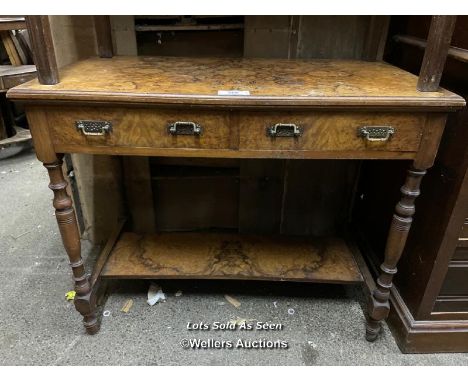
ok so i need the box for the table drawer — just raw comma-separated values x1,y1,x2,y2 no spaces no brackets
45,107,233,150
238,111,425,153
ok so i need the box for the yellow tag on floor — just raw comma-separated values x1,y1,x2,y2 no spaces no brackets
65,291,76,301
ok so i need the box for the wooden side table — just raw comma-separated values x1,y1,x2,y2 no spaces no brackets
7,15,465,341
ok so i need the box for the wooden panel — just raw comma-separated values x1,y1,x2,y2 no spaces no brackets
45,106,233,150
152,173,239,232
239,111,425,153
110,16,137,56
101,232,363,283
281,160,358,236
362,16,391,61
244,16,292,58
453,247,468,261
48,16,97,69
387,286,468,353
458,219,468,240
123,157,156,233
70,153,125,244
297,16,369,59
149,157,239,232
245,16,386,61
238,159,285,234
8,57,464,109
135,15,243,58
139,30,243,58
440,263,468,296
93,16,113,58
433,296,468,313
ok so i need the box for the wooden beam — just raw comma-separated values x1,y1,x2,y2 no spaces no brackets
394,34,468,64
93,16,113,58
0,31,22,65
25,16,59,85
135,23,243,32
417,16,457,92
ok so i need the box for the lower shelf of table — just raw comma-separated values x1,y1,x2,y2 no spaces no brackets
100,231,363,283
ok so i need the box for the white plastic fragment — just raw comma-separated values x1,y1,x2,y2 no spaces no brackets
308,341,317,348
147,283,166,306
103,310,111,317
288,308,295,315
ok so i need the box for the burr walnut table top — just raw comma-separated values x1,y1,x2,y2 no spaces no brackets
7,56,465,109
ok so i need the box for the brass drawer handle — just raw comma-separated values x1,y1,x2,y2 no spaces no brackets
266,123,302,138
76,120,112,136
168,121,203,136
357,126,395,142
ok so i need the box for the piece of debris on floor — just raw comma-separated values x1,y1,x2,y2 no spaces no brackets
103,310,111,317
224,294,241,308
229,317,255,326
121,299,133,313
175,290,183,297
65,290,76,301
288,308,295,315
9,230,31,240
307,341,317,348
147,283,166,306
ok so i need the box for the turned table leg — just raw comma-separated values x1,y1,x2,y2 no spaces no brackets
366,165,427,341
44,154,99,334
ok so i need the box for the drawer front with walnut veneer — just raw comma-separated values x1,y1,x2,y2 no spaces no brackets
238,111,425,154
45,106,234,152
43,106,426,159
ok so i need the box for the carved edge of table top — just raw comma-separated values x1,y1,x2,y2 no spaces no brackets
6,91,467,110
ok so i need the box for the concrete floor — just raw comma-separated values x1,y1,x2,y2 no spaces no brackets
1,149,468,365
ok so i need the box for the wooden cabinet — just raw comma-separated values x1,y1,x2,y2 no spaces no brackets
354,15,468,353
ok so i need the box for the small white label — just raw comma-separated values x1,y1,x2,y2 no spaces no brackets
217,90,250,96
